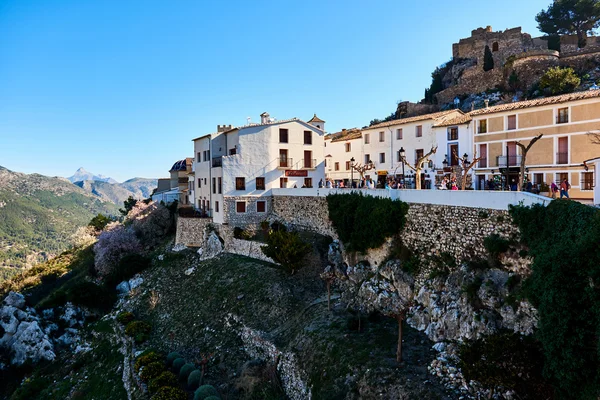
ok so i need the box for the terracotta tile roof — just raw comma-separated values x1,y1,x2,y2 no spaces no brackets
325,128,362,142
468,90,600,116
308,113,325,123
433,113,472,127
366,110,459,130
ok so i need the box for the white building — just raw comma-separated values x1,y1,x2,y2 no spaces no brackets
324,128,363,186
192,113,326,224
361,110,473,188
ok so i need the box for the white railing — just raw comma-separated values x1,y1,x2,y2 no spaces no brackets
270,188,552,210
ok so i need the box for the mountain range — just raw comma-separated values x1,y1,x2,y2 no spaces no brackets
67,167,118,184
0,166,120,277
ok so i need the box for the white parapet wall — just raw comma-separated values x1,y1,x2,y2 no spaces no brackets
271,188,552,210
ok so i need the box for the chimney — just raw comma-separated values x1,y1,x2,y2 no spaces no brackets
260,112,270,124
217,124,233,133
484,99,489,108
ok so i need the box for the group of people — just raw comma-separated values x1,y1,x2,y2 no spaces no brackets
318,178,379,189
439,176,459,190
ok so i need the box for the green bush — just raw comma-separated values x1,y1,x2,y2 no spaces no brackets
539,66,580,95
88,213,113,231
166,352,182,367
327,193,408,253
116,311,135,325
483,233,510,258
233,227,252,240
171,357,186,374
459,331,552,399
151,386,187,400
105,253,151,287
260,230,311,274
187,369,202,390
509,200,600,397
148,371,178,394
194,384,219,400
124,320,151,343
179,362,195,381
135,351,162,373
140,361,165,382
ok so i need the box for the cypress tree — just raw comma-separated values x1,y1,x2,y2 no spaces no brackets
483,45,494,72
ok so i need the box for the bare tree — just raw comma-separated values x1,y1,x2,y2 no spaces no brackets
516,134,543,191
350,161,376,181
452,149,484,190
587,130,600,145
400,146,438,190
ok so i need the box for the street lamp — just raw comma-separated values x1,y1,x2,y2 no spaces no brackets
350,157,355,188
442,158,448,169
399,147,406,188
462,153,470,167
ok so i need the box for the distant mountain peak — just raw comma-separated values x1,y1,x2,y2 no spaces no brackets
67,168,118,184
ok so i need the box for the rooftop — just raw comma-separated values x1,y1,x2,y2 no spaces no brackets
308,113,325,123
170,158,193,172
325,128,362,142
468,90,600,116
366,110,460,130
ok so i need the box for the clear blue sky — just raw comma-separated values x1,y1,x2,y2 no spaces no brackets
0,0,550,182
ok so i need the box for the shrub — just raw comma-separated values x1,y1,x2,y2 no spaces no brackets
260,230,311,274
135,351,162,373
88,213,113,231
116,311,135,325
128,201,174,247
94,223,142,277
327,193,409,253
179,362,195,382
462,277,483,307
140,361,165,382
233,227,252,240
194,385,219,400
166,352,182,367
459,331,552,399
172,357,186,374
483,233,510,258
125,320,151,343
105,253,151,287
148,371,178,394
187,369,202,390
539,66,580,95
151,386,187,400
66,281,116,310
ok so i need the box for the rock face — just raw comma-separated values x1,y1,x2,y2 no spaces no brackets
0,292,56,366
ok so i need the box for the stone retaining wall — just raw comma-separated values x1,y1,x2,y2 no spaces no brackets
175,217,211,246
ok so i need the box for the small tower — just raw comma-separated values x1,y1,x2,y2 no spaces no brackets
308,114,326,131
260,112,270,124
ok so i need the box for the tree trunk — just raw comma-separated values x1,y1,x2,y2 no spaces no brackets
415,168,421,190
518,155,526,191
577,29,587,48
397,315,403,363
327,281,331,311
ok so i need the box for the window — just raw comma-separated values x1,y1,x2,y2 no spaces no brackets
582,172,594,190
492,42,499,52
229,148,236,155
279,149,289,168
280,177,288,188
304,178,312,188
212,177,216,194
345,143,351,152
345,161,350,170
203,150,210,162
557,107,569,124
364,133,370,144
256,177,265,190
556,172,568,186
415,149,424,163
364,154,371,164
534,173,543,188
303,150,313,168
379,153,385,163
304,130,312,145
257,201,266,213
279,128,289,143
215,201,219,213
507,115,516,130
236,201,246,213
416,125,422,137
334,162,340,171
218,177,222,194
447,127,458,141
197,152,201,162
198,178,201,188
379,131,385,142
557,137,568,164
235,177,245,190
477,119,487,134
479,144,487,168
204,178,207,185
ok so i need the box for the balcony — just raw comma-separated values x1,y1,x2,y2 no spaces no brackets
496,155,523,167
278,158,293,168
556,152,568,164
302,159,317,169
212,157,222,168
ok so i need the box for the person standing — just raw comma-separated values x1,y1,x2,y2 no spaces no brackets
318,178,324,188
550,181,558,199
560,178,570,199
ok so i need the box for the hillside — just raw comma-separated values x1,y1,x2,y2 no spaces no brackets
0,166,119,277
73,178,158,205
67,167,118,184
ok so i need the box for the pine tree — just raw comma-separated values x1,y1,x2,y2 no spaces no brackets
483,45,494,72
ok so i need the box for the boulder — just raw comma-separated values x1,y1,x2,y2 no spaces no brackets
3,292,25,310
116,281,131,296
128,275,143,290
9,321,55,365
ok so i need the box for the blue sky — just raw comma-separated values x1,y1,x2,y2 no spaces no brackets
0,0,550,182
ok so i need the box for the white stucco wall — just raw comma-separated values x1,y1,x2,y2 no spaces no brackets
324,136,363,183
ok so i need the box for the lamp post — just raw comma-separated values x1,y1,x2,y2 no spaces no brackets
399,147,406,188
350,157,355,188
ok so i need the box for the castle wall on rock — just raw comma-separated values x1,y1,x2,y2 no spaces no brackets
453,26,535,65
435,68,504,105
270,196,337,239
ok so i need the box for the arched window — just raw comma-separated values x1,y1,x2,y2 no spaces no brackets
492,42,499,52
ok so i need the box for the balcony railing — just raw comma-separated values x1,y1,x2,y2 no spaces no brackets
496,155,522,167
581,179,594,190
556,152,568,164
212,157,222,168
556,115,569,124
302,159,317,169
279,158,293,168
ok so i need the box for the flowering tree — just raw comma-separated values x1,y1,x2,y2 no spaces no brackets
128,201,173,248
94,222,142,277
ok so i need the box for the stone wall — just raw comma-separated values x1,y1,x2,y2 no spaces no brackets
175,217,211,246
270,196,337,239
435,68,504,105
452,26,536,65
224,196,273,228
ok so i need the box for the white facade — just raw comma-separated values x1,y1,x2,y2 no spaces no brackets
193,116,326,224
324,129,363,185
